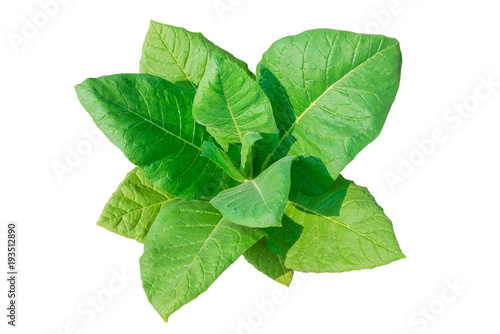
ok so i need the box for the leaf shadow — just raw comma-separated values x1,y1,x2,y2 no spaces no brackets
265,215,303,257
266,177,351,258
291,176,351,217
258,65,334,195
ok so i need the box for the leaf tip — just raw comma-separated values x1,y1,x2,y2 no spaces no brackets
74,78,95,95
149,19,161,28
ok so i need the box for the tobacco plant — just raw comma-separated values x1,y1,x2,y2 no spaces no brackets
75,20,405,322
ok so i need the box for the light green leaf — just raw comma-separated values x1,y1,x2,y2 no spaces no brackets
258,29,402,194
283,176,405,272
211,156,296,228
240,132,262,178
140,21,254,93
244,238,293,287
140,200,264,322
192,55,278,145
75,73,234,200
201,142,246,182
97,168,177,243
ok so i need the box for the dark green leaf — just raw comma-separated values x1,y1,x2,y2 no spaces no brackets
201,142,246,182
75,74,234,200
240,132,262,178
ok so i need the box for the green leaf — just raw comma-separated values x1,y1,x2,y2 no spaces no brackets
140,200,264,322
192,55,278,145
244,237,293,287
97,168,177,243
258,29,402,194
75,73,234,200
201,142,246,182
210,156,296,228
140,21,254,93
240,132,262,178
283,176,405,272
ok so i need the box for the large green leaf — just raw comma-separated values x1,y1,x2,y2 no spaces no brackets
258,29,402,194
75,73,234,200
244,238,293,287
210,156,296,228
283,176,405,272
97,168,177,243
192,55,278,146
140,200,264,322
140,21,254,93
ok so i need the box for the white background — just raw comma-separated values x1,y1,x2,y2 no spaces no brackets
1,0,499,333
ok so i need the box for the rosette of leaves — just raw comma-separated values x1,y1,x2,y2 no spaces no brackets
75,20,405,322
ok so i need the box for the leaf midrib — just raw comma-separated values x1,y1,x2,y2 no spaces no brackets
99,198,178,225
218,66,244,142
151,23,197,92
250,180,273,217
156,216,225,304
83,86,202,151
261,42,399,169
